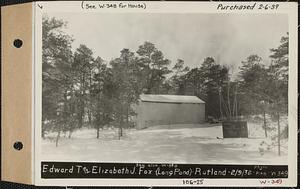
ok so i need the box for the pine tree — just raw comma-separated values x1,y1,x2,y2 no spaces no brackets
136,42,171,94
110,49,140,139
72,44,94,128
185,57,228,119
238,55,270,136
42,16,74,145
267,34,289,156
171,59,189,94
91,57,114,138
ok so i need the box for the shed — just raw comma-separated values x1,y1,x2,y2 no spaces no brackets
134,94,205,129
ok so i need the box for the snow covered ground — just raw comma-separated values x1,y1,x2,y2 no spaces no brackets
41,122,288,164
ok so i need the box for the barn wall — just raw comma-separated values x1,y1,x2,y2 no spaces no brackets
136,102,205,129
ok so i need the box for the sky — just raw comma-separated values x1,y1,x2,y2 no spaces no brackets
45,12,288,75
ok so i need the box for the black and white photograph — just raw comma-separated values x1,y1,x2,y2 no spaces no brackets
40,8,291,166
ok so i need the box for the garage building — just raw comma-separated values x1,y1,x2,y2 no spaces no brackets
134,94,205,129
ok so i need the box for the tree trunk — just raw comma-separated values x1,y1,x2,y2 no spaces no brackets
79,74,85,128
126,103,129,128
96,126,100,139
78,110,83,128
55,130,61,147
277,112,281,156
219,89,223,119
118,126,121,140
42,129,45,139
235,100,238,118
119,113,123,139
88,110,92,125
118,112,123,140
193,78,197,96
263,109,267,138
233,86,238,118
89,70,92,125
227,81,231,120
68,130,73,139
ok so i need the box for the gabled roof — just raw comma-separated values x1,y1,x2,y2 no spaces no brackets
140,94,205,104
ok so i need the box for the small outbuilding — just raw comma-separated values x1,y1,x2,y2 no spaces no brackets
134,94,205,129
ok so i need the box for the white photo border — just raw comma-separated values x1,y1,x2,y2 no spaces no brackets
33,1,298,186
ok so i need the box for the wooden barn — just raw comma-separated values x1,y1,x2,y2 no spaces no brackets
134,94,205,129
